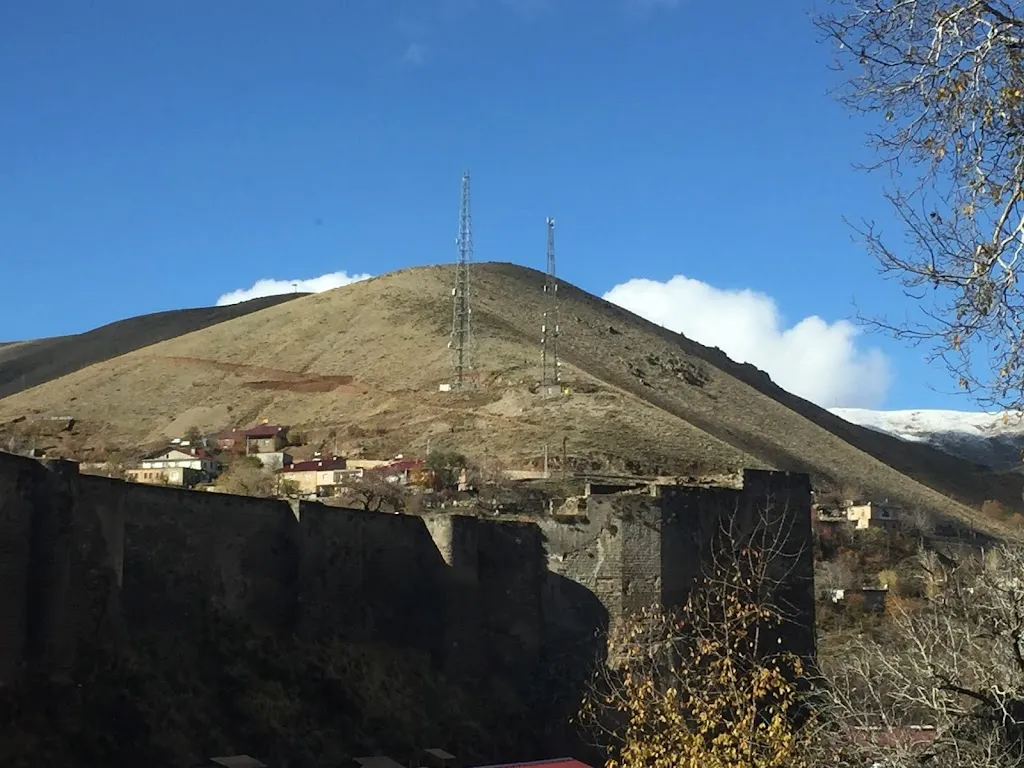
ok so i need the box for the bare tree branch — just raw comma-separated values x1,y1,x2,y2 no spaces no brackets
822,545,1024,766
816,0,1024,410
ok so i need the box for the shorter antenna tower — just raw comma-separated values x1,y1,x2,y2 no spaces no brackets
540,217,560,392
448,171,474,389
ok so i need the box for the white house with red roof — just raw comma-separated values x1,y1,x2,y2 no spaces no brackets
138,446,220,477
126,445,221,488
365,458,427,486
277,455,358,497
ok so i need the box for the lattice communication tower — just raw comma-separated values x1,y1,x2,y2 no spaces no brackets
540,217,560,390
449,171,474,389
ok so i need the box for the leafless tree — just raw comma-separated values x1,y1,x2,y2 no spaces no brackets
822,545,1024,766
816,558,858,597
337,474,406,513
214,457,276,498
816,1,1024,410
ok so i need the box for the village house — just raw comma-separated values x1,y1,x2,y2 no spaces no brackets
125,446,219,489
244,423,290,454
251,450,292,471
135,444,219,481
126,465,204,488
367,458,428,486
829,585,890,613
215,422,290,454
345,458,392,470
846,501,901,531
277,456,360,498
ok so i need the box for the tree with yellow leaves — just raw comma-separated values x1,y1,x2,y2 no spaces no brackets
577,525,828,768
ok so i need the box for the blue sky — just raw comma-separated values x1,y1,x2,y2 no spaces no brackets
0,0,965,410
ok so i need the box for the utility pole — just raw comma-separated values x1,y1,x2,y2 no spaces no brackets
448,171,474,390
543,443,549,479
540,217,560,393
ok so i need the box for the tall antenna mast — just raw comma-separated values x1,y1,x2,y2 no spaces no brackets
449,171,474,390
541,217,560,392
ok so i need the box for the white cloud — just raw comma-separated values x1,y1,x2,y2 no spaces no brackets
216,271,372,306
603,275,891,408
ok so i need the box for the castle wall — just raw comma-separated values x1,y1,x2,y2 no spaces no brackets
0,452,36,683
539,494,664,631
539,469,815,658
0,451,814,694
475,520,546,674
0,452,124,685
79,476,300,635
425,514,483,674
294,501,447,663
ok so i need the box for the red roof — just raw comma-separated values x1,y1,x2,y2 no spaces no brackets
470,760,592,768
279,457,348,473
144,446,215,461
368,459,425,474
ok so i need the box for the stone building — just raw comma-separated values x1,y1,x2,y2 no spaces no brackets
125,465,204,488
846,501,901,531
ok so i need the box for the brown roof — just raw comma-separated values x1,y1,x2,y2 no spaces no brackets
279,457,348,473
367,458,425,474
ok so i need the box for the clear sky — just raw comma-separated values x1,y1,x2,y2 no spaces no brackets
0,0,967,411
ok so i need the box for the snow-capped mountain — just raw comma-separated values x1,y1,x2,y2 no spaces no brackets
829,408,1024,470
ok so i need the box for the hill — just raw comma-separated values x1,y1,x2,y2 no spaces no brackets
0,262,1020,536
0,293,304,399
831,407,1024,471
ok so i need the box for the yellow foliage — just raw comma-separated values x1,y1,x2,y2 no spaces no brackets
580,590,822,768
877,568,899,593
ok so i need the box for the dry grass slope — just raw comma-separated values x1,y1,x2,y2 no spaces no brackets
0,293,304,398
0,262,1019,536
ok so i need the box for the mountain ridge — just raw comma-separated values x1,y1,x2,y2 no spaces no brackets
831,407,1024,472
0,262,1019,537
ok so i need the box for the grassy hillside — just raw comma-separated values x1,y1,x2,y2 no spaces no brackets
0,262,1019,535
0,293,304,399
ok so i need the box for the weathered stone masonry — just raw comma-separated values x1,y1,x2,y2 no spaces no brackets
540,469,816,659
0,450,814,687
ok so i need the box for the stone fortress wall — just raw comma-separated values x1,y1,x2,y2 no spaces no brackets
0,449,814,688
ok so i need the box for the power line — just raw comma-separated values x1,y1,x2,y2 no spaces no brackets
448,171,474,390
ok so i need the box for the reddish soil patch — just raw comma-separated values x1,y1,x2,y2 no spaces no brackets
244,376,364,394
161,356,365,394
